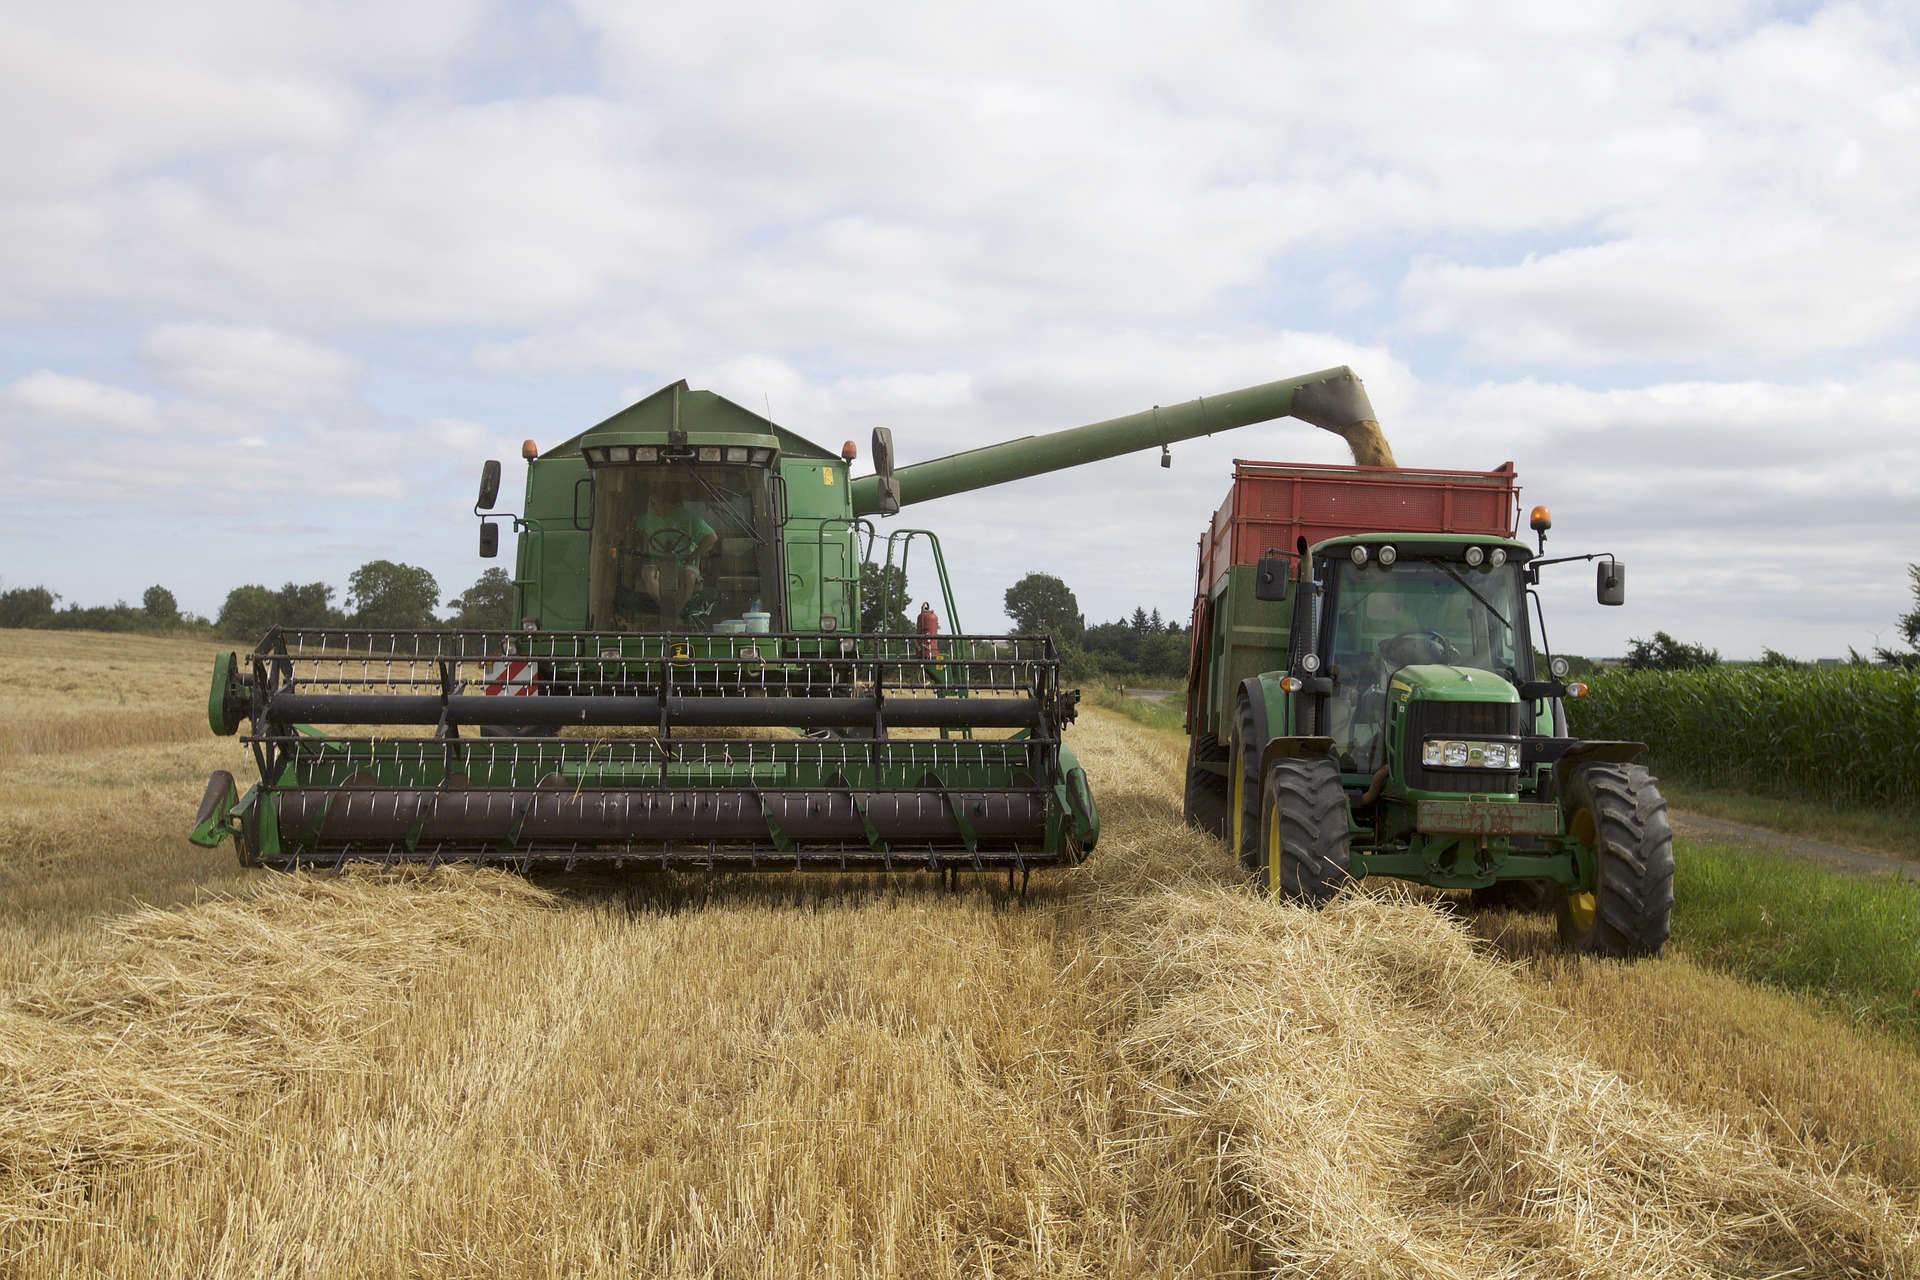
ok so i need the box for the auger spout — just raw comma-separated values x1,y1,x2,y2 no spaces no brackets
851,365,1390,515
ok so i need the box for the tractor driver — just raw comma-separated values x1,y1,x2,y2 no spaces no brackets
633,479,718,622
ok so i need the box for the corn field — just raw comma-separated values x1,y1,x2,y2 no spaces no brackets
1572,665,1920,809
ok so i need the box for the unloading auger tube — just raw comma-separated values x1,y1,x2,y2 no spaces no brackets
852,365,1387,514
192,628,1099,872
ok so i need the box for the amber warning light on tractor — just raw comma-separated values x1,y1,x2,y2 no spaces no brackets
521,439,538,460
1529,504,1552,532
841,440,858,462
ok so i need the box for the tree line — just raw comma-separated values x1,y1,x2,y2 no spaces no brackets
1624,564,1918,671
0,564,515,638
1001,571,1189,681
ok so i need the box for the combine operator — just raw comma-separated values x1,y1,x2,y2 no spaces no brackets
632,480,718,623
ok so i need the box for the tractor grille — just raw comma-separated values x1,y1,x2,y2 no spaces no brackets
1405,699,1524,795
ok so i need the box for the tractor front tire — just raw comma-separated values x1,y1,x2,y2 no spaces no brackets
1183,733,1230,839
1230,700,1263,873
1259,756,1352,904
1556,763,1674,958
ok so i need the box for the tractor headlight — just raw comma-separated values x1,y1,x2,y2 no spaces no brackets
1489,548,1507,567
1422,738,1519,769
1465,546,1485,567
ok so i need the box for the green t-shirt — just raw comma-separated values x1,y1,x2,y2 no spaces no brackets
633,504,715,563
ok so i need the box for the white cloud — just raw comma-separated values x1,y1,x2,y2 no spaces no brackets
0,1,1914,655
3,371,160,433
140,324,357,408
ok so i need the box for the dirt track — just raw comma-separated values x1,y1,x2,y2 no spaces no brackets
1668,809,1918,878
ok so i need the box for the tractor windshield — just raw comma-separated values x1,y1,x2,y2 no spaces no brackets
588,463,782,632
1321,556,1526,771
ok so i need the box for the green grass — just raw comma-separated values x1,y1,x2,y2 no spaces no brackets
1660,780,1920,861
1675,839,1920,1044
1084,681,1186,735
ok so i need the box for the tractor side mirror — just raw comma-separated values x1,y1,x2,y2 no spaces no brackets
1254,554,1292,601
477,459,501,510
871,427,901,515
479,522,499,558
1597,560,1626,606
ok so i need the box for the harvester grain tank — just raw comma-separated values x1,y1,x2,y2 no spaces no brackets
190,367,1385,874
1183,460,1672,956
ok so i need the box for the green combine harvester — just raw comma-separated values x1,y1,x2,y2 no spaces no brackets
191,367,1385,874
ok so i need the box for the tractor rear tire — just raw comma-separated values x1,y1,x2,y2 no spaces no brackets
1230,700,1264,873
1556,763,1674,958
1183,733,1230,839
1259,756,1352,904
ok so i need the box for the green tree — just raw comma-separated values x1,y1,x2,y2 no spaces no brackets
347,561,441,629
276,581,342,628
447,568,516,630
859,559,911,633
1872,563,1920,668
142,585,179,624
1139,628,1191,678
1003,572,1081,641
1760,647,1804,668
1623,630,1720,672
0,585,57,628
217,584,279,639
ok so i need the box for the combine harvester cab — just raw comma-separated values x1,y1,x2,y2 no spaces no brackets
192,368,1388,877
1184,460,1673,956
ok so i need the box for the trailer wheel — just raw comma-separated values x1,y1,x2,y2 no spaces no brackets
1230,700,1263,872
1259,756,1351,904
1556,763,1673,958
1183,733,1230,838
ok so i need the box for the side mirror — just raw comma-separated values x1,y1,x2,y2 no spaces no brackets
477,460,501,510
479,522,499,558
1597,560,1626,606
871,427,901,515
1254,553,1292,601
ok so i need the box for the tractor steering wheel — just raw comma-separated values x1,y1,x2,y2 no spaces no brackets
644,526,698,559
1380,629,1458,667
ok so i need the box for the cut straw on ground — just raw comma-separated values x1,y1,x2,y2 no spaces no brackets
3,641,1917,1277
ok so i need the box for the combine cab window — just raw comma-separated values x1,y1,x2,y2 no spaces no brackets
587,464,782,632
1322,558,1524,771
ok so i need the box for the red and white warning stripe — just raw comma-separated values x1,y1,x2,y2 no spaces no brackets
482,659,538,697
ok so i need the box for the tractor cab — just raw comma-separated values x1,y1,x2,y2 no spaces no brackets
1309,535,1532,775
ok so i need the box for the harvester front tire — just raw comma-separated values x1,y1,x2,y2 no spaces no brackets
1183,733,1230,839
1259,756,1351,904
1556,764,1674,958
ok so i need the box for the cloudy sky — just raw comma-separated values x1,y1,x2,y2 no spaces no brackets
2,1,1915,658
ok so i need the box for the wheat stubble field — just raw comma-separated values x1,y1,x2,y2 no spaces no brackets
3,630,1918,1277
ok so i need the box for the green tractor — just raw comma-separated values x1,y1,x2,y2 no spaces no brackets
192,367,1387,876
1184,462,1672,956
